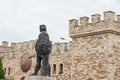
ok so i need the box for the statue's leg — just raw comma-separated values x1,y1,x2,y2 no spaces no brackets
41,54,50,76
48,63,51,76
32,54,42,75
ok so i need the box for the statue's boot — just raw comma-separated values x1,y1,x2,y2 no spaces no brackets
30,66,40,76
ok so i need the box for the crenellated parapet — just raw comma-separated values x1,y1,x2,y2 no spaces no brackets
0,40,36,50
0,40,37,59
69,11,120,38
2,41,8,48
0,41,17,49
0,40,69,54
52,42,69,53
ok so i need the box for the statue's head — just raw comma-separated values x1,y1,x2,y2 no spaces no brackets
39,24,47,32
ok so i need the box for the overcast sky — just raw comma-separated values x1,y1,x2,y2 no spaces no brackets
0,0,120,45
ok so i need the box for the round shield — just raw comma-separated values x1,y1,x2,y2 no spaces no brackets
20,53,32,73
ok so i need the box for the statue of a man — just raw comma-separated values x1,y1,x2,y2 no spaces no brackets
31,25,52,76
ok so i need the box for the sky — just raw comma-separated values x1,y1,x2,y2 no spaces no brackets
0,0,120,45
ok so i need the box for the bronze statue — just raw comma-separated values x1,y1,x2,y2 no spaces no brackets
31,25,52,76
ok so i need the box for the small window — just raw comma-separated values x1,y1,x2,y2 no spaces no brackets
8,67,10,75
52,64,56,74
59,63,63,74
4,68,6,74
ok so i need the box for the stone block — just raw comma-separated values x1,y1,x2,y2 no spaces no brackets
25,76,56,80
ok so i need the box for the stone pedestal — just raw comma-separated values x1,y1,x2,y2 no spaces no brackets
25,76,56,80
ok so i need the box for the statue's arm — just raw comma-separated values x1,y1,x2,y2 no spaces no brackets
48,41,52,54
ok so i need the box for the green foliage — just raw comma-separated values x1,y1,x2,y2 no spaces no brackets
0,57,5,79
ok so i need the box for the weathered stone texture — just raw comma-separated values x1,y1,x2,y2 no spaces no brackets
71,34,111,80
69,11,120,80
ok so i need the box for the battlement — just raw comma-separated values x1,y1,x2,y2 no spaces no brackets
0,40,69,54
69,11,120,38
52,42,69,53
0,41,17,48
0,40,36,49
2,41,8,48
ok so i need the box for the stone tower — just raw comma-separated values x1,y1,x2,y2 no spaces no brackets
69,11,120,80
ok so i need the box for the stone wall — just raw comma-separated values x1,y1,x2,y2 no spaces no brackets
0,40,70,80
70,33,112,79
69,11,120,80
0,40,36,80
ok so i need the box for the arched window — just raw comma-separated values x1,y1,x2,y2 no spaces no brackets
8,67,10,75
52,64,56,74
4,68,6,74
59,63,63,74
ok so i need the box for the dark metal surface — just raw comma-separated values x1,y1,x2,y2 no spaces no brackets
31,25,52,76
20,53,32,73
